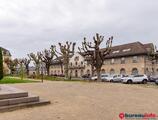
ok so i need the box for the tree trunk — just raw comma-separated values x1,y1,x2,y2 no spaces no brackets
60,63,63,75
46,64,50,76
26,65,29,76
96,68,101,82
63,56,69,79
36,64,40,77
91,65,94,76
64,63,69,79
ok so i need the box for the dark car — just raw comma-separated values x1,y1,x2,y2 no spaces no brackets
148,75,158,82
82,74,90,79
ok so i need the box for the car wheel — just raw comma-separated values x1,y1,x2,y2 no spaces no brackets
110,79,113,82
127,80,132,84
142,79,147,84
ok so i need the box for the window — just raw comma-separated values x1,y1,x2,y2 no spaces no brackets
132,68,139,75
58,70,60,75
110,69,115,75
70,62,72,66
74,56,79,61
103,60,106,65
145,68,149,75
121,57,125,64
101,69,105,74
112,50,119,54
133,56,138,63
123,48,131,52
111,59,115,64
120,68,126,75
75,62,78,66
81,61,83,65
87,69,90,75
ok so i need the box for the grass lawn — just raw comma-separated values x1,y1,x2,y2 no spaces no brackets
42,76,86,82
0,77,38,84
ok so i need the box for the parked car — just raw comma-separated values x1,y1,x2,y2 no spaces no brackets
91,76,97,81
102,75,114,82
109,74,123,82
91,74,109,81
155,80,158,85
148,75,158,82
82,74,91,79
122,74,148,84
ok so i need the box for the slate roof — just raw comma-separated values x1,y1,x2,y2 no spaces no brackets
103,42,154,59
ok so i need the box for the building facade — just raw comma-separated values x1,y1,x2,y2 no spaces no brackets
50,42,158,78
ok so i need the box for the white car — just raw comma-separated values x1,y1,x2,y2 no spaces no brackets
122,75,148,84
91,76,97,80
91,74,109,81
102,75,114,82
109,74,124,82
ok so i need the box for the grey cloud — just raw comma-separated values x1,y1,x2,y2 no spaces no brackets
0,0,158,58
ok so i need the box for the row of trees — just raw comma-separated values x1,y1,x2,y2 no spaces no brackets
5,33,113,81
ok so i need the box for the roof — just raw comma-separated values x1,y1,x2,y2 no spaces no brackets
103,42,154,59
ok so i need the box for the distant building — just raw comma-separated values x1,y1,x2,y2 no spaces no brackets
50,42,158,78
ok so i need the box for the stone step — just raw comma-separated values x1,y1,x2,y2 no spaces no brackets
0,99,51,112
0,95,39,106
0,92,28,100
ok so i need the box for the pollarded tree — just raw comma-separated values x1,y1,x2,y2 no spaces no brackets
51,45,64,75
79,33,113,81
28,52,41,77
39,48,55,76
0,48,3,80
52,42,76,79
4,58,18,75
23,57,31,76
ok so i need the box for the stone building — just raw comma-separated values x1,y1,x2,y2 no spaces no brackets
50,42,158,78
100,42,156,76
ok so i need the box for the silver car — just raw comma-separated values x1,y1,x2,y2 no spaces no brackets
122,74,148,84
109,74,123,82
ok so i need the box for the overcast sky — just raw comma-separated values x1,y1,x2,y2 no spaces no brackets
0,0,158,58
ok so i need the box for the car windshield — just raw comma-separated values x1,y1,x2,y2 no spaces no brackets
134,75,144,77
122,75,129,77
101,74,108,77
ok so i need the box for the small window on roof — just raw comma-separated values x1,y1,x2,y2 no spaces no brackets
112,50,119,54
123,48,131,52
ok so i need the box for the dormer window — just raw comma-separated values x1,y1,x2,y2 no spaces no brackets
112,50,119,54
74,56,79,61
121,57,125,64
123,48,131,52
111,59,115,64
133,56,138,63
